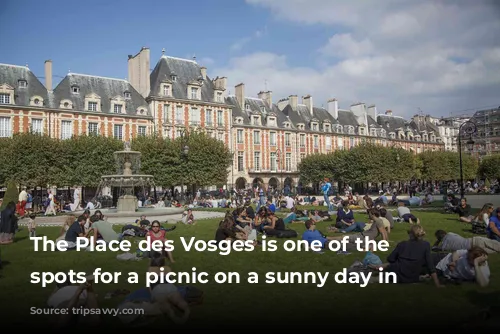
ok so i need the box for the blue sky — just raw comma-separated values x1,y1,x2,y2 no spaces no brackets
1,0,499,117
1,0,330,80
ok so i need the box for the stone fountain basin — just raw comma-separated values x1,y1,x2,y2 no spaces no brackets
101,174,154,187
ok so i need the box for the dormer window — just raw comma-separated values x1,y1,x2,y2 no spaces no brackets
380,129,386,137
347,126,355,134
389,132,396,139
136,107,147,115
267,116,276,127
18,80,27,88
29,95,44,107
124,91,131,99
324,124,331,132
189,87,199,100
297,124,305,130
88,102,98,111
85,93,101,112
71,85,80,94
370,128,377,136
430,134,436,142
423,134,428,141
245,104,250,111
311,123,318,131
336,125,343,133
359,127,365,135
252,115,261,126
283,122,290,128
216,91,223,102
34,98,40,105
171,74,177,81
113,104,123,114
163,84,171,96
415,135,421,141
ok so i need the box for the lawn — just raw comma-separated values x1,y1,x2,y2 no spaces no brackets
0,210,498,330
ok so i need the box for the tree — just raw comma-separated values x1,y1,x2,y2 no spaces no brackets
418,151,478,181
7,133,63,187
180,131,232,187
131,135,179,186
0,137,13,186
58,134,123,187
1,180,19,210
297,153,333,184
478,154,500,181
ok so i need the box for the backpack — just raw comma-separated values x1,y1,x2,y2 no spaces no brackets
471,222,486,235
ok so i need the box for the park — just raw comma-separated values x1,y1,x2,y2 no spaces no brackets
1,133,500,330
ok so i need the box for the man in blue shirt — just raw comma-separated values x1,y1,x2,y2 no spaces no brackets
322,178,332,211
302,219,336,249
487,208,500,241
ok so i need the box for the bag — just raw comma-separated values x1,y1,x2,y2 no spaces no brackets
177,286,204,305
276,229,298,238
471,222,486,235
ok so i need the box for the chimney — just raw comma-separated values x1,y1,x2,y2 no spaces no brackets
327,98,338,119
257,91,273,106
44,60,52,91
200,67,207,80
303,95,313,115
367,104,377,120
235,83,245,110
128,47,151,98
385,110,393,116
289,95,298,110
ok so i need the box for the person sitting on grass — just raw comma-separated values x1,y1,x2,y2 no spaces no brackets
302,219,339,250
335,201,355,228
457,198,474,223
215,214,252,245
65,215,89,250
146,221,175,262
283,207,309,224
47,275,100,328
382,225,444,288
433,230,500,254
397,201,420,224
487,207,500,242
181,209,195,225
90,215,123,246
233,207,257,241
254,207,277,232
433,246,490,287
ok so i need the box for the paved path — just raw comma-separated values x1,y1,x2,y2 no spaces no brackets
18,211,226,226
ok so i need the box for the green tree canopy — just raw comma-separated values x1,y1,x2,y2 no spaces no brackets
418,150,478,181
478,154,500,181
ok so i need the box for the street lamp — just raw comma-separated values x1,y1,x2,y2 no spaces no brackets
230,150,235,193
458,120,477,199
179,129,189,204
275,148,282,194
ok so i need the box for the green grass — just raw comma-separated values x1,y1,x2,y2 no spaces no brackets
1,210,499,329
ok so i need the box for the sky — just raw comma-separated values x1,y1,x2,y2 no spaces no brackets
1,0,499,118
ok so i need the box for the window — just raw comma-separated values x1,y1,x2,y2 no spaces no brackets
312,123,318,131
370,128,377,136
114,104,122,113
205,109,212,126
33,98,40,105
338,137,344,148
216,92,223,102
88,101,98,111
336,125,343,133
176,106,183,124
254,152,260,171
217,110,224,126
114,124,123,140
349,137,355,148
314,135,319,148
171,75,177,81
267,117,276,127
300,134,305,147
348,126,355,134
270,152,277,172
300,153,306,161
260,106,265,113
124,92,131,99
163,85,170,96
0,117,11,137
359,127,365,135
325,136,331,149
18,80,27,88
190,108,200,125
88,122,98,135
31,118,43,134
163,104,170,123
245,104,250,111
237,129,244,144
138,126,147,136
324,124,331,132
190,87,198,99
71,86,80,94
253,131,260,144
61,120,72,139
252,116,260,125
285,153,291,172
285,133,291,146
0,94,10,104
270,132,277,146
237,151,244,172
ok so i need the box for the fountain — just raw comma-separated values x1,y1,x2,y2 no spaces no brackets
96,141,184,217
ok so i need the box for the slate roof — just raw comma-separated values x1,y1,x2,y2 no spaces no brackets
377,114,409,132
410,117,439,134
338,110,359,127
149,56,219,102
52,73,149,116
0,63,49,107
367,115,381,127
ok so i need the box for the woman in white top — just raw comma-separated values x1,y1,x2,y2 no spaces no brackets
45,190,57,216
474,203,494,227
148,252,190,324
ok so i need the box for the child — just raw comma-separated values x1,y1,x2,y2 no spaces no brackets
181,209,195,225
28,213,37,237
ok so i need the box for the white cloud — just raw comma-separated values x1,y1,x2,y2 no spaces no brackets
230,27,268,51
215,0,500,117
